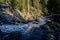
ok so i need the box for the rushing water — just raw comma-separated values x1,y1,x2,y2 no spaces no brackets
0,17,60,40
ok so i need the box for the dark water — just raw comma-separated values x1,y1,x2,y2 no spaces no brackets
0,16,60,40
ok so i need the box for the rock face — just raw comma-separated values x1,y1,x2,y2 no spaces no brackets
51,14,60,24
0,11,14,23
0,11,18,24
0,9,26,24
46,14,60,24
0,2,9,8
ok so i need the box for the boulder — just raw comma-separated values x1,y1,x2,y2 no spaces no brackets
0,11,16,24
0,10,27,24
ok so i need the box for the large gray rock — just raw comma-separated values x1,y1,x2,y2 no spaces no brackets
0,10,26,24
0,11,19,24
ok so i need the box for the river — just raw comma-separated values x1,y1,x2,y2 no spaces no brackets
0,16,60,40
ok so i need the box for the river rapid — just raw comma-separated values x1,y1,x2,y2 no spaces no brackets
0,16,60,40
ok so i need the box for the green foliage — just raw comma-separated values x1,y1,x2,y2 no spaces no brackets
40,0,48,15
47,0,60,14
0,0,48,20
1,0,60,20
10,0,18,9
56,0,60,14
0,0,46,14
0,0,4,2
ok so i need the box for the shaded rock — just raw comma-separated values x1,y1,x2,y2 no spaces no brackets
46,14,60,24
0,9,27,24
0,3,27,24
0,11,16,24
4,32,22,40
0,2,9,8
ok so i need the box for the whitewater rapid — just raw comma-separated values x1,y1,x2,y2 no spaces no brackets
0,16,60,40
0,18,46,33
